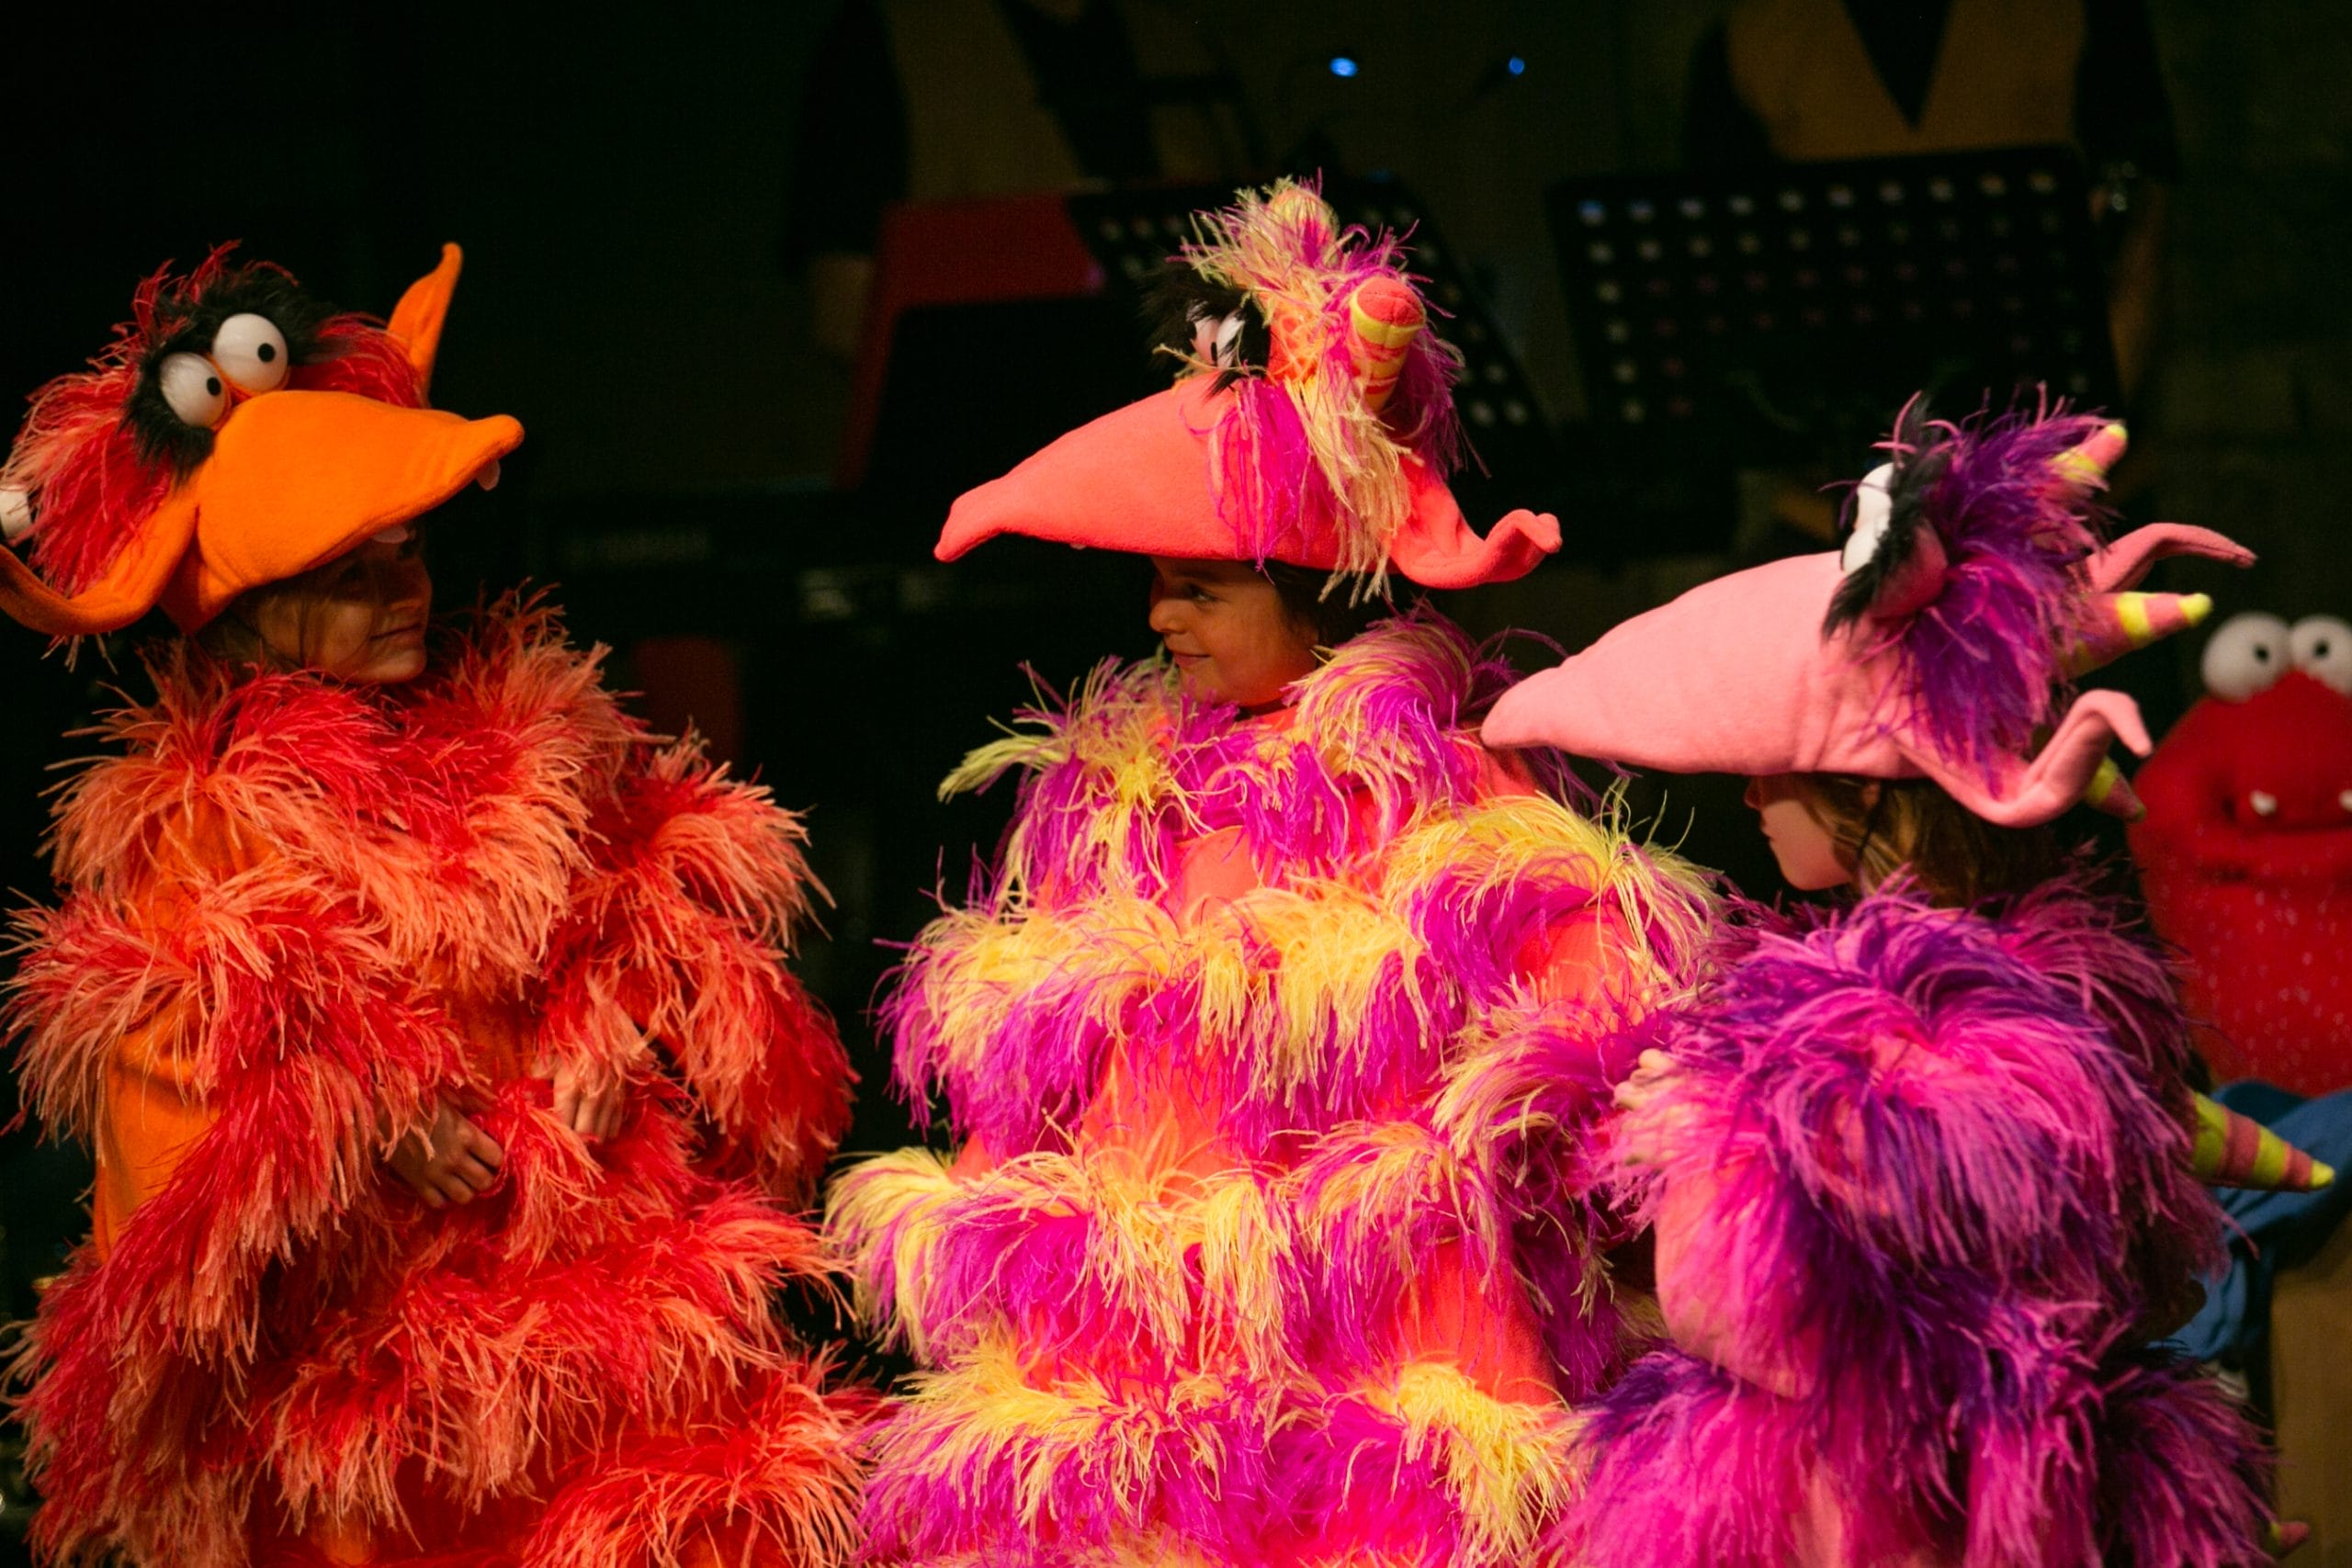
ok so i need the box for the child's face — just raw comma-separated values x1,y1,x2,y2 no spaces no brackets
1148,556,1319,710
1744,773,1857,891
248,527,434,683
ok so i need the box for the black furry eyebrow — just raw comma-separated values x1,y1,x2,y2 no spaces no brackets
122,271,344,477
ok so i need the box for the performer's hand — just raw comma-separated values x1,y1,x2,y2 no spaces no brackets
545,1056,625,1141
386,1102,504,1207
1614,1048,1689,1166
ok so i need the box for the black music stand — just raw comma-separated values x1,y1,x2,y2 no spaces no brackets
1548,146,2119,465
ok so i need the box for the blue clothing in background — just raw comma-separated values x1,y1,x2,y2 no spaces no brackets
2175,1080,2352,1366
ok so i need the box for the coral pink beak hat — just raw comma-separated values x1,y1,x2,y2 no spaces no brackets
936,180,1560,592
1483,405,2252,827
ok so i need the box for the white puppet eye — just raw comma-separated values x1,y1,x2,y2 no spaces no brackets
2290,615,2352,695
1191,308,1247,369
209,312,290,394
1838,462,1896,575
2200,612,2292,701
157,352,230,428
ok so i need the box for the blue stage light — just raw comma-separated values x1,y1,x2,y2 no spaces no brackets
1329,55,1360,78
1507,55,1526,76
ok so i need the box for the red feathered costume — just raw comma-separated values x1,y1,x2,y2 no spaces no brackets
2,249,868,1566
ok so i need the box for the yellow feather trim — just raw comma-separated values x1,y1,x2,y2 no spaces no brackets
1376,1361,1588,1562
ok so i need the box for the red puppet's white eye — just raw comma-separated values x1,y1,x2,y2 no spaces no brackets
158,352,230,429
2201,612,2292,702
2290,615,2352,694
210,313,290,394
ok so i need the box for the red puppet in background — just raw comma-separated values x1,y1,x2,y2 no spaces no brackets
2132,611,2352,1096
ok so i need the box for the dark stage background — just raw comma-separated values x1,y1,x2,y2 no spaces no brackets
4,1,2351,1552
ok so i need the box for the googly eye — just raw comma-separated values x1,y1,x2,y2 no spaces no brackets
2290,615,2352,695
209,312,290,394
1191,309,1248,368
157,352,229,429
1838,463,1895,574
2200,612,2292,701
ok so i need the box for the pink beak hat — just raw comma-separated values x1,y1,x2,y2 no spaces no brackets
936,180,1560,593
1483,405,2252,827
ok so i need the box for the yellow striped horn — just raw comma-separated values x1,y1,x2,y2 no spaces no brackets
2049,421,2128,497
1346,273,1425,415
2081,753,2144,820
2192,1093,2335,1191
2067,591,2214,677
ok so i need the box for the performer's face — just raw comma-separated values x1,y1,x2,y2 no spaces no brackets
247,526,434,683
1744,773,1857,891
1148,556,1320,710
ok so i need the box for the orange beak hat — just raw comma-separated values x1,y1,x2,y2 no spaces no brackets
0,243,522,638
935,180,1560,593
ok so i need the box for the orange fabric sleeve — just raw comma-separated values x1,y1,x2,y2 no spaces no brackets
86,810,249,1259
89,997,216,1260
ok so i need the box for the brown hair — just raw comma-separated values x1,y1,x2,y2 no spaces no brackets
1799,773,2064,907
1263,560,1396,650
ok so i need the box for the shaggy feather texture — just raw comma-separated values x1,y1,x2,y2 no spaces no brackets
1569,881,2271,1567
1827,403,2116,785
6,598,865,1567
831,612,1713,1564
1168,180,1466,592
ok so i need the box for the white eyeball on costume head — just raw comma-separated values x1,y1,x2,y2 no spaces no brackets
157,352,230,429
209,313,291,394
1838,463,1896,575
2290,615,2352,695
2200,612,2292,701
1191,309,1248,369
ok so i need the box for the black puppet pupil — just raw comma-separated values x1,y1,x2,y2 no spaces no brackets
256,343,277,363
206,376,221,396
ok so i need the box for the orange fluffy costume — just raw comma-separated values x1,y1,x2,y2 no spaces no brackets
0,248,869,1565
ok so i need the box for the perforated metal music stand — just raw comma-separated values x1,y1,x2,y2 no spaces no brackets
1548,146,2119,461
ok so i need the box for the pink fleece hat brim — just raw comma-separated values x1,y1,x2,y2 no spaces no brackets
1480,550,2154,829
935,376,1558,589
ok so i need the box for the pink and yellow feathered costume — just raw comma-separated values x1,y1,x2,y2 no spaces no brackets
1485,406,2282,1566
826,183,1713,1564
1,250,869,1565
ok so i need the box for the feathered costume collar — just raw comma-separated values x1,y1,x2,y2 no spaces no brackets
939,606,1540,905
48,596,642,987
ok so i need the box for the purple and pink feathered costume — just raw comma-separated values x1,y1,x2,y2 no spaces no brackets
1577,879,2270,1566
828,615,1714,1564
1485,406,2280,1565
